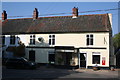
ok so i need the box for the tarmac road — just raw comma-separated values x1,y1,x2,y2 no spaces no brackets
2,66,120,80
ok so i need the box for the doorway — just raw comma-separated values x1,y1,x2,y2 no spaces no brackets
80,53,86,68
62,52,72,65
29,50,35,62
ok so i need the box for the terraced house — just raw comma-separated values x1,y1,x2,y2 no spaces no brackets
2,7,115,69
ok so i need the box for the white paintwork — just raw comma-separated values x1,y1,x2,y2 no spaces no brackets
3,32,112,67
108,13,112,27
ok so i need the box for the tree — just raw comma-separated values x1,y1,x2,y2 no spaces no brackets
14,41,25,57
113,32,120,54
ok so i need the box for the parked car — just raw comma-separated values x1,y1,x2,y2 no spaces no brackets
2,57,9,65
5,57,37,69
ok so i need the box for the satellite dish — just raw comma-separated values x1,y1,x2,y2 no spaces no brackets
38,37,44,42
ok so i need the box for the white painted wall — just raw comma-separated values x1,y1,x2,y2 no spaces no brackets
2,32,109,48
80,49,109,67
3,32,110,67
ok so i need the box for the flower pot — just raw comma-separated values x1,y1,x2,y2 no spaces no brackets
93,67,98,71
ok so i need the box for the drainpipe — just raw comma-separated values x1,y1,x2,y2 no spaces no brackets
78,53,80,69
77,49,80,69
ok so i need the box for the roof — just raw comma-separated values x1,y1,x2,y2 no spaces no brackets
2,14,112,34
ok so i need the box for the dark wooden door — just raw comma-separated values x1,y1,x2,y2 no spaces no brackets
80,53,86,68
65,53,72,65
29,50,35,62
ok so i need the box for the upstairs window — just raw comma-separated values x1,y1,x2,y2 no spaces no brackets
30,35,35,45
86,34,93,45
10,35,15,45
49,35,55,45
2,35,5,45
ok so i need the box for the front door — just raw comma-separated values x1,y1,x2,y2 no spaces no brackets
62,52,72,65
80,53,86,68
29,50,35,62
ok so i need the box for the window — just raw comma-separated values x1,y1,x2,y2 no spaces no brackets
49,35,55,45
86,34,93,45
92,55,100,64
2,35,5,45
10,35,15,45
30,35,35,45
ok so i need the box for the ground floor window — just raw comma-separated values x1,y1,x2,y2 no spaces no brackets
92,55,100,64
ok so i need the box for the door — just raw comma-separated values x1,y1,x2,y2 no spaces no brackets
62,52,72,65
66,53,72,65
49,54,55,63
29,50,35,62
80,53,86,68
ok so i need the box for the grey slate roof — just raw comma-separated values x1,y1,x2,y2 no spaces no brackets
2,14,112,34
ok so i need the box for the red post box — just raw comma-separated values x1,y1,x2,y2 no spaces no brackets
102,57,105,65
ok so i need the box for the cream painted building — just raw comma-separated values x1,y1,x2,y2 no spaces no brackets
2,7,114,68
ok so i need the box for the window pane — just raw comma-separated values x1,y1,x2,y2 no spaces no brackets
86,35,89,37
33,39,35,44
93,55,100,64
49,39,51,45
90,38,93,45
13,36,15,44
87,38,89,45
33,35,35,38
30,39,33,44
30,35,32,38
10,35,15,45
49,35,51,38
52,35,55,38
52,39,55,45
90,34,93,37
2,36,5,45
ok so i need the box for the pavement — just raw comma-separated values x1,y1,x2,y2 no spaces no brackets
2,66,120,80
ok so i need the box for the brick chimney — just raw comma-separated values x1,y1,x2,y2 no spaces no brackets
33,8,38,20
72,7,78,18
2,10,7,20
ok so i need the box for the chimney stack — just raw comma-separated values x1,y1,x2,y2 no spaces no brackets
2,10,7,20
33,8,38,20
72,7,78,18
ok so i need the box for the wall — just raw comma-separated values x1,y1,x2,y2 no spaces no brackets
80,49,109,67
3,32,110,67
12,32,110,48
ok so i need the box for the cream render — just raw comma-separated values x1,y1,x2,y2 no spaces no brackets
5,32,109,68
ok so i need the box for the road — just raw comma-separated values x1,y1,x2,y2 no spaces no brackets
2,66,120,80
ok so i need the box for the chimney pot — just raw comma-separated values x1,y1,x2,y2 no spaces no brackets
33,8,39,20
72,7,78,18
2,10,7,20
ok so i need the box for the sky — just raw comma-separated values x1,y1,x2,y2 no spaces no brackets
2,2,119,35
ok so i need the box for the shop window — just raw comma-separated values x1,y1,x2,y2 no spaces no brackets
92,55,100,64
